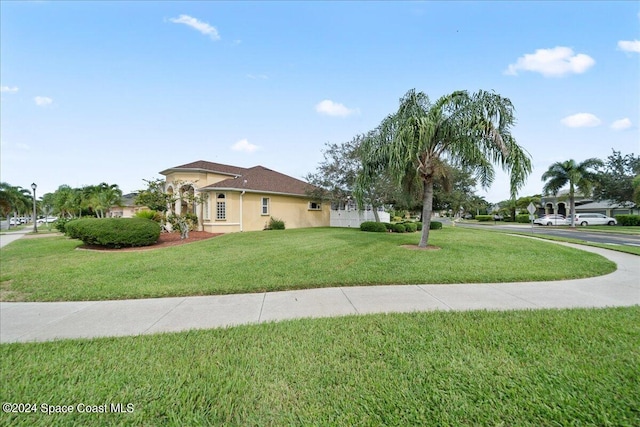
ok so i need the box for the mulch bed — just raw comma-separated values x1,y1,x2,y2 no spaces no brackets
77,231,222,252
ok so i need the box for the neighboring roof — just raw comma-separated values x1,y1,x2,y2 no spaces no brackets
201,166,315,197
159,160,247,177
575,200,636,210
115,193,141,208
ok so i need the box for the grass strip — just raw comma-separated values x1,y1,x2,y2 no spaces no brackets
1,307,638,426
0,227,616,301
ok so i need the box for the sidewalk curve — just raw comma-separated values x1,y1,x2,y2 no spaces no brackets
1,240,638,343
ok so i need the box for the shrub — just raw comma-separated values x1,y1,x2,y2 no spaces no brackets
615,214,640,226
65,218,161,248
266,217,286,230
516,214,531,223
429,221,443,230
476,215,492,222
134,210,161,222
54,217,72,233
403,222,418,233
415,221,423,231
360,221,387,232
382,222,393,231
391,223,406,233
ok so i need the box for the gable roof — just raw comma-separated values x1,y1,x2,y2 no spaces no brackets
159,160,247,177
202,166,315,197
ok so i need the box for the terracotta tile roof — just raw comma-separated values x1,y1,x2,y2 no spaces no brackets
202,166,315,196
159,160,247,177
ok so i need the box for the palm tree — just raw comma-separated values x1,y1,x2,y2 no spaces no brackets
541,158,603,227
0,182,33,227
356,89,532,247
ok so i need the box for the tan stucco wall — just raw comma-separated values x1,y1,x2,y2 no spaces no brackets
202,191,329,233
164,171,236,189
162,170,329,233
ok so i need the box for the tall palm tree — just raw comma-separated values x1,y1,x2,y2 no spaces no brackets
541,158,603,227
357,89,532,247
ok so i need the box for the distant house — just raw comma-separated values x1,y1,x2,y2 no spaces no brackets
159,160,329,233
109,193,149,218
541,191,638,217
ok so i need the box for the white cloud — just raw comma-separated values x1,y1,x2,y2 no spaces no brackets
246,74,268,80
1,86,19,93
169,15,220,40
505,46,595,77
34,96,53,107
611,118,632,130
617,40,640,53
315,99,358,117
560,113,601,128
231,138,259,153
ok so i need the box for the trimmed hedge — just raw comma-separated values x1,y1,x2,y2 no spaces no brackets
360,221,387,232
65,218,161,248
475,215,492,222
429,221,443,230
516,214,531,224
615,214,640,226
391,223,406,233
403,222,418,233
415,221,423,231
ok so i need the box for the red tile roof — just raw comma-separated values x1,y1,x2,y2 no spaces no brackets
159,160,247,177
202,166,315,196
162,161,316,197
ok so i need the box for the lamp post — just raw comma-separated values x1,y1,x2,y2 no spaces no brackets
31,183,38,233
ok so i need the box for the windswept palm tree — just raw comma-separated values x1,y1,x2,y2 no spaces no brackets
356,89,532,247
541,158,603,227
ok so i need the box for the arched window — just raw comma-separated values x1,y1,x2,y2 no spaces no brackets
216,193,226,220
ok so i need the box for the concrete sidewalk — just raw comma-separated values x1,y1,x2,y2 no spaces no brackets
1,241,638,343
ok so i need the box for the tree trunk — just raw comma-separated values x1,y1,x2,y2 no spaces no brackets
372,206,380,222
418,178,434,248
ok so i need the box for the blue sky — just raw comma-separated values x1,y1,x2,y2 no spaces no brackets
1,1,638,203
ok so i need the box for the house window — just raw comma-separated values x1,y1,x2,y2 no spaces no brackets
261,197,269,215
308,201,321,210
216,193,226,220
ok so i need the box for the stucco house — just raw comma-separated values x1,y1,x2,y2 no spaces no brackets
160,160,329,233
109,193,149,218
541,190,638,217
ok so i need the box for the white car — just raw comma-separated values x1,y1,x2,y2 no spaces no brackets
533,214,567,226
37,216,58,224
571,213,617,226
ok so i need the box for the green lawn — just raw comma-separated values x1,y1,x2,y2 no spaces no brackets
0,227,616,302
1,307,638,426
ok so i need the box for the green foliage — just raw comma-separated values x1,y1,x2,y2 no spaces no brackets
360,221,387,232
429,221,443,230
415,221,423,231
516,214,531,223
64,218,161,248
134,210,158,221
382,222,393,231
267,217,286,230
135,178,172,212
391,223,406,233
476,215,492,222
54,217,72,233
403,222,418,232
615,214,640,226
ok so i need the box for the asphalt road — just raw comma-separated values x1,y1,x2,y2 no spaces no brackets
456,222,640,248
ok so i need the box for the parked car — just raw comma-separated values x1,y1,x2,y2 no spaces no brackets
37,216,58,224
571,213,617,226
533,214,567,226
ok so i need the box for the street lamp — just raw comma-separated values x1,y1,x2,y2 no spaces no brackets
31,183,38,233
